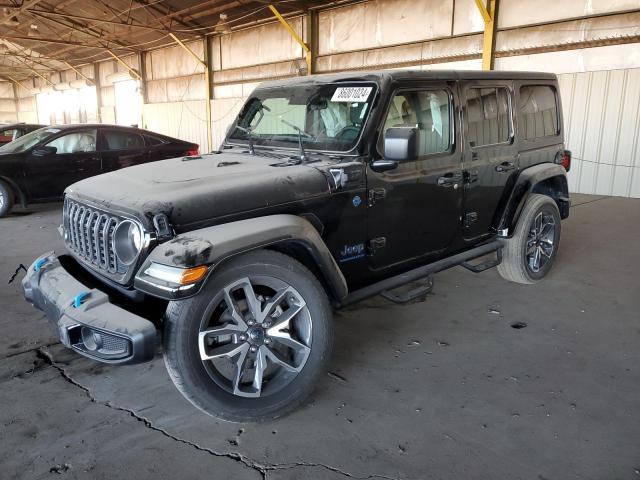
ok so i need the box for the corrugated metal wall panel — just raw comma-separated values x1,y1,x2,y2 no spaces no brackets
558,68,640,198
143,101,208,152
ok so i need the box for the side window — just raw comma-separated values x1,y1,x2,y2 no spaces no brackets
144,135,164,146
466,87,511,147
519,85,559,140
0,129,18,142
382,90,451,156
104,131,145,150
46,129,97,154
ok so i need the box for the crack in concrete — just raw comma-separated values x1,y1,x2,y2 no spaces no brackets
7,263,27,284
33,347,401,480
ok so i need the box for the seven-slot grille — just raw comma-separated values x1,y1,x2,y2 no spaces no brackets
63,199,125,274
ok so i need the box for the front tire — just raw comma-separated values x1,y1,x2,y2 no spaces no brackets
497,194,561,284
163,249,333,422
0,180,14,218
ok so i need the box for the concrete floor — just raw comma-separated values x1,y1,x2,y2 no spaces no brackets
1,194,639,480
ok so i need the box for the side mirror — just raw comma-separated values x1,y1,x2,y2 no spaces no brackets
383,127,419,162
371,127,419,173
32,146,57,157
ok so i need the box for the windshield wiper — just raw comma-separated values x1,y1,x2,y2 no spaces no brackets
234,125,256,155
279,117,314,163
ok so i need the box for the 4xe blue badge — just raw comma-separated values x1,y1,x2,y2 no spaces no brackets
352,195,362,207
340,243,366,262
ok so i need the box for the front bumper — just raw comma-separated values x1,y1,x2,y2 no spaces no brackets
22,252,157,365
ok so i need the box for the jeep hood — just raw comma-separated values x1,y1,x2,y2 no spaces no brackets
66,152,331,229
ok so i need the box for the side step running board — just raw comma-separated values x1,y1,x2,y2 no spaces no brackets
336,240,503,308
380,276,434,304
461,248,502,273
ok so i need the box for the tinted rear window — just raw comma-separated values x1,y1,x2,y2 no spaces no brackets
104,131,145,150
144,135,165,146
519,85,559,140
466,87,511,147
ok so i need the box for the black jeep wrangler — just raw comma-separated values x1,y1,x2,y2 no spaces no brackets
22,70,571,422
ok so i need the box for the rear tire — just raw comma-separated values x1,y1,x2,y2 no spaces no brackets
0,180,14,218
163,249,333,422
497,194,561,284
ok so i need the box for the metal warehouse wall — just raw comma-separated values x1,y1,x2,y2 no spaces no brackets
8,0,639,197
558,68,640,198
0,82,16,123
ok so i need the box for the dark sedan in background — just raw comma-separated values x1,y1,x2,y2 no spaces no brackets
0,124,198,217
0,123,47,146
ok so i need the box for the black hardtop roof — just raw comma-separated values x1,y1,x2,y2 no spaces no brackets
258,69,557,89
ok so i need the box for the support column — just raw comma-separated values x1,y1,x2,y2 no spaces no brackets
93,62,102,123
474,0,498,70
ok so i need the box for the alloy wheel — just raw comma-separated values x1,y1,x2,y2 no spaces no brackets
526,211,556,273
198,276,312,398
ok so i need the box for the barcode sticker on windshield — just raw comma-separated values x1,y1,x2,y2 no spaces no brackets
331,87,372,103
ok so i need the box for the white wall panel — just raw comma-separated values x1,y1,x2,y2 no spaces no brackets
558,68,640,197
143,100,208,152
453,0,485,35
211,97,245,149
498,0,640,28
17,111,38,123
495,43,640,73
317,0,454,55
218,17,304,70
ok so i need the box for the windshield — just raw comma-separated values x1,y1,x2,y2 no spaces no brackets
0,127,56,154
228,82,376,152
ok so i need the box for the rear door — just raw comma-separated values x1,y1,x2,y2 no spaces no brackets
460,82,517,240
99,129,148,173
24,128,101,200
366,82,463,270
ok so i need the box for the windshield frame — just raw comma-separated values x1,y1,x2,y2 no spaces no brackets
224,81,380,156
0,127,57,154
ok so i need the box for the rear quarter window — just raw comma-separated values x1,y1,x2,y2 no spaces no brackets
519,85,559,140
144,135,165,146
104,131,145,150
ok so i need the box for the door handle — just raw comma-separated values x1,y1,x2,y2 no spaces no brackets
371,159,399,173
437,172,462,188
495,161,516,173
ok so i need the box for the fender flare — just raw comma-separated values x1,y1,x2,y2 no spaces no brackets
496,163,569,235
135,214,348,301
0,175,27,207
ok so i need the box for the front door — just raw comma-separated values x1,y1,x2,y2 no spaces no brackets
24,128,101,200
460,82,518,240
366,83,463,270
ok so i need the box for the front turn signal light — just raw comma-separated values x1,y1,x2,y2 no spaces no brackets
179,265,209,285
144,263,209,286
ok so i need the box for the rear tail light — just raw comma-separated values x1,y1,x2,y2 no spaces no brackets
186,147,199,156
556,149,571,172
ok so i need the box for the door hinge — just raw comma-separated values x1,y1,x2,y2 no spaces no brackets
463,212,478,228
368,188,386,206
368,237,387,254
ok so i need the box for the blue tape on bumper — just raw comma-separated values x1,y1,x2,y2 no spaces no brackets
72,291,90,308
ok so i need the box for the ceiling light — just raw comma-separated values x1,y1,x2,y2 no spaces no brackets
214,13,231,34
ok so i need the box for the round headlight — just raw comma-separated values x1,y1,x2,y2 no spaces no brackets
113,220,143,265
